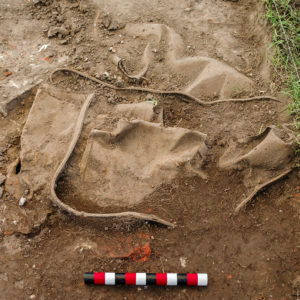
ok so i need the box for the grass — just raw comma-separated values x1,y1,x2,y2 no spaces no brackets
264,0,300,132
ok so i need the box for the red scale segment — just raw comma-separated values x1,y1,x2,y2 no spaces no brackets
94,272,105,285
187,273,198,286
156,273,168,285
125,273,136,285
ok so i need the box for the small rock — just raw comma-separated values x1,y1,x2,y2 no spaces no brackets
30,295,36,299
56,15,64,23
0,173,6,185
115,80,124,88
108,20,119,31
70,2,79,8
102,14,124,31
146,94,153,100
180,257,187,268
59,39,69,45
79,3,89,13
48,26,69,38
19,197,27,207
0,273,8,281
0,187,3,199
14,280,24,289
109,20,124,31
102,14,111,29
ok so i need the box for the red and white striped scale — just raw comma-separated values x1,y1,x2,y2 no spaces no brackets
84,272,208,286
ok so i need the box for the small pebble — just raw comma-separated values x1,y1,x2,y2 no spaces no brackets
146,94,153,100
19,197,27,207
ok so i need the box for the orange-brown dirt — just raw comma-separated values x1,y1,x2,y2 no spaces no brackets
0,0,299,299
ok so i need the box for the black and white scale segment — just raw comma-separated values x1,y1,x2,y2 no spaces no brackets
84,273,208,286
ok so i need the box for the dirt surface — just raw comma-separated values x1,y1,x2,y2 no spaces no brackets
0,0,299,299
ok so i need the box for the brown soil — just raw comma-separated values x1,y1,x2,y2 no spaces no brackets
0,0,299,299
